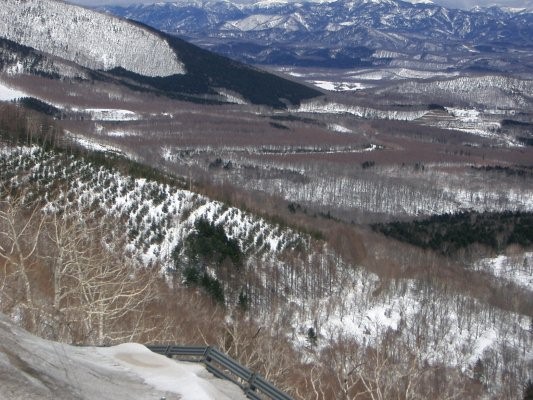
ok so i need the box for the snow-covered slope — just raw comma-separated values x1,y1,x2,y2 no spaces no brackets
1,142,531,398
377,75,533,110
0,0,185,77
0,313,246,400
0,146,303,272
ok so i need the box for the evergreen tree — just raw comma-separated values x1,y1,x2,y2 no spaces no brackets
307,327,318,346
473,359,484,383
238,290,248,311
524,379,533,400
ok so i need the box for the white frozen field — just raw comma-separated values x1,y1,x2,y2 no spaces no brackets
311,80,372,91
0,313,247,400
84,108,141,121
0,80,28,101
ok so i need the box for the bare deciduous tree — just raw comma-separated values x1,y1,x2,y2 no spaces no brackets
0,191,45,330
44,210,159,345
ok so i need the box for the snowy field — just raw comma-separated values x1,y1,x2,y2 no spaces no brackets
310,80,373,91
0,80,28,101
0,313,246,400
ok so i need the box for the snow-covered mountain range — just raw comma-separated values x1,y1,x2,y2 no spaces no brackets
101,0,533,69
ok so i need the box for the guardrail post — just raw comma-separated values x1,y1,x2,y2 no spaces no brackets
203,346,212,363
246,372,257,393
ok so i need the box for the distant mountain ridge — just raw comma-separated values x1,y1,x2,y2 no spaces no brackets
100,0,533,70
0,0,321,108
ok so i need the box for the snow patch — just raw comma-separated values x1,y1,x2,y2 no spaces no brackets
472,253,533,291
328,123,352,133
217,90,247,105
106,130,138,137
72,108,141,121
311,80,371,91
445,107,481,123
0,81,28,101
0,315,247,400
99,344,247,400
68,133,124,154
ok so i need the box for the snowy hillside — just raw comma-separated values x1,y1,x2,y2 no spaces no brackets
0,146,304,273
0,0,185,77
296,100,428,120
1,139,531,398
0,313,246,400
0,37,91,79
377,75,533,111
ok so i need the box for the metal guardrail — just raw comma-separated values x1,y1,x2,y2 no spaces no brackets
146,345,293,400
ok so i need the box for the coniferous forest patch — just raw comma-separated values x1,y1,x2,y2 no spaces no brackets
373,211,533,255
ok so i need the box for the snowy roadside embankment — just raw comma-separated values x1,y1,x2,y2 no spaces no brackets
0,313,246,400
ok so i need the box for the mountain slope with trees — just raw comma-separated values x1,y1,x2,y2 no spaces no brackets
0,0,321,108
0,101,531,399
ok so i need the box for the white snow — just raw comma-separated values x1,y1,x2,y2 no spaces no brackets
99,344,247,400
68,133,124,154
297,100,428,120
84,108,140,121
289,270,532,377
311,80,371,91
5,61,25,76
328,123,352,133
67,107,140,121
223,14,291,31
445,107,481,123
0,313,247,400
0,146,304,272
106,129,138,137
472,252,533,291
217,89,247,105
0,81,28,101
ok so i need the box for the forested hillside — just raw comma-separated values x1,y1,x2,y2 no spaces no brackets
1,104,531,399
0,0,532,397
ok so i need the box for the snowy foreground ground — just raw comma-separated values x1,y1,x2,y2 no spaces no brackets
0,314,246,400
